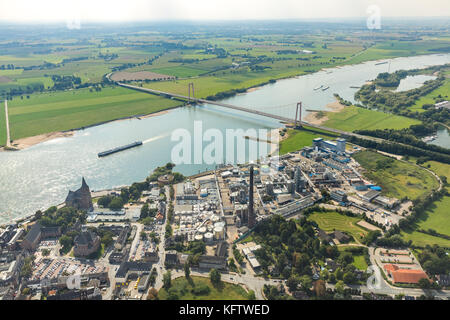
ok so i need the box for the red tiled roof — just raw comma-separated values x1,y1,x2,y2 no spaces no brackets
390,269,429,284
384,264,399,272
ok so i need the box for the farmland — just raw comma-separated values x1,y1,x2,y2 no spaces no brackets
7,87,182,141
0,100,6,146
0,22,449,147
353,151,439,201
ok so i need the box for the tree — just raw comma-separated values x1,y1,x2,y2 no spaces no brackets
418,278,431,289
109,197,124,211
335,280,345,295
163,271,171,290
147,288,158,300
209,268,221,286
299,275,312,293
313,280,327,298
247,290,256,300
286,275,299,292
59,235,73,251
184,262,191,279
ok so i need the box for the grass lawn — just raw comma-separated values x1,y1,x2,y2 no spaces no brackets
352,255,369,271
353,151,439,201
279,127,338,155
7,86,182,140
308,211,368,243
157,276,250,300
323,106,420,131
338,246,369,270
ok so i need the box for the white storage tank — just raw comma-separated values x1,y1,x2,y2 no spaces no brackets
198,227,207,234
214,221,225,229
204,232,214,243
214,226,225,240
211,215,220,223
194,234,203,242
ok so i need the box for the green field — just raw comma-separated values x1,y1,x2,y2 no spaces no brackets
323,106,421,131
7,87,182,141
157,276,250,300
279,127,338,155
353,151,439,200
414,161,450,237
401,230,450,248
0,100,6,146
308,211,368,243
409,79,450,113
339,246,368,270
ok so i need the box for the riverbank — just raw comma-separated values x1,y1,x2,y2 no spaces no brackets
304,99,346,125
0,108,175,151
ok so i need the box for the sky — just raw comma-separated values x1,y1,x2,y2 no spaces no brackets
0,0,449,23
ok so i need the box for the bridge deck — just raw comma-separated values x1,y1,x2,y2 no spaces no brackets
117,82,384,143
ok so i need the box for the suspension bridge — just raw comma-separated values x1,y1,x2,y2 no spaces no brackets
115,82,385,143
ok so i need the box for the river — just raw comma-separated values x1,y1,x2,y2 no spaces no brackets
1,53,449,223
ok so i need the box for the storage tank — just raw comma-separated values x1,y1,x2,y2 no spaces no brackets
214,226,225,240
198,227,207,234
214,222,225,229
194,234,203,242
204,232,214,243
211,215,220,223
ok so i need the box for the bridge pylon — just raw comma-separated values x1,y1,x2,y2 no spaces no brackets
188,82,195,103
294,102,302,128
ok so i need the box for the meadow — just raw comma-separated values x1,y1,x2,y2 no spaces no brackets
409,79,450,113
352,151,439,201
401,230,450,248
414,161,450,237
157,276,250,300
307,211,368,243
323,106,421,132
7,87,182,141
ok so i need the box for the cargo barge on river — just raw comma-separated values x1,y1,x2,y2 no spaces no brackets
98,141,143,158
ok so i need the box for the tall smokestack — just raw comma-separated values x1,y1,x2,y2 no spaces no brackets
248,165,255,228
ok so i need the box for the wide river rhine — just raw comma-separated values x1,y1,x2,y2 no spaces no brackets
1,54,449,223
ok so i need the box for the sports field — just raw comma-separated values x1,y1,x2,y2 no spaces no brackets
353,151,439,200
7,87,182,141
308,211,368,243
323,106,421,131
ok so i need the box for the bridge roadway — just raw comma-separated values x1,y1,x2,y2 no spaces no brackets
117,82,386,143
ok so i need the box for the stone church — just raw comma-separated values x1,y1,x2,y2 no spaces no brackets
65,177,93,211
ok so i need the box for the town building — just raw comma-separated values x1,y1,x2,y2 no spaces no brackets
73,231,101,257
65,177,93,211
383,264,429,284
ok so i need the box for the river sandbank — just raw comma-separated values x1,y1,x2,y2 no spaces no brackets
304,99,346,125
